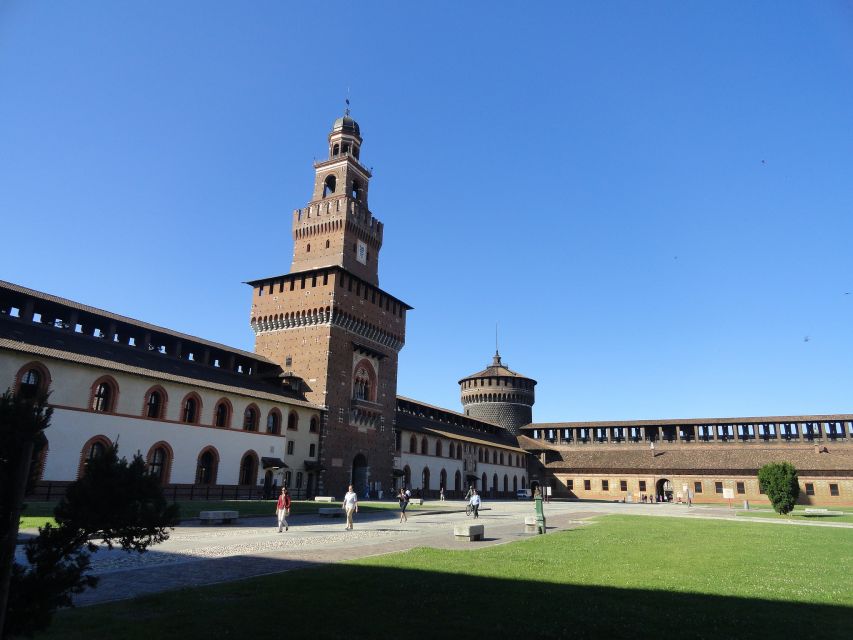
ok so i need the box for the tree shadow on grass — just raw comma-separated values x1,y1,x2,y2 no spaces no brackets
40,556,852,640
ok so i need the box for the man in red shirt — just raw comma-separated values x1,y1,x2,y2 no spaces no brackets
276,487,291,532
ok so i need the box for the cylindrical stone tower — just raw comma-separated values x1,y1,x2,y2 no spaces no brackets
459,351,536,435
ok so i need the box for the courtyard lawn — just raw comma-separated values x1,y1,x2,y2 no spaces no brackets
18,499,435,529
36,515,852,639
737,505,853,524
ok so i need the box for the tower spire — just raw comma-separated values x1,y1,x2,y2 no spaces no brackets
345,87,351,116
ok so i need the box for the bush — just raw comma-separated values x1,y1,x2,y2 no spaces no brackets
758,462,800,515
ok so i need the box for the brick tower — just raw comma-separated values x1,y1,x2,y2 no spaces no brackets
459,351,536,435
248,111,409,497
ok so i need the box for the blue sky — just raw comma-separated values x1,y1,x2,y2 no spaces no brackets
1,1,851,422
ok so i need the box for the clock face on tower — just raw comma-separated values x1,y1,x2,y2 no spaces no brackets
356,240,367,265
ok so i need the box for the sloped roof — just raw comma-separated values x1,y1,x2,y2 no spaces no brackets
545,446,853,474
458,352,535,383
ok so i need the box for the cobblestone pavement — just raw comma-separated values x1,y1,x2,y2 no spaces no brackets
16,500,850,606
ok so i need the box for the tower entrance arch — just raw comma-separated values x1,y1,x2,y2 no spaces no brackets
656,478,673,501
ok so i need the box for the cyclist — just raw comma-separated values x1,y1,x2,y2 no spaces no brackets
469,489,481,519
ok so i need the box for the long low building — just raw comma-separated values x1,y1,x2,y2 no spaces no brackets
519,418,853,506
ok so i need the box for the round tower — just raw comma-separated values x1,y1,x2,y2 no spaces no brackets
459,351,536,435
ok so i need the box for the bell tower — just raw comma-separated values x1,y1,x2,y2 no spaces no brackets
290,111,382,285
249,110,409,497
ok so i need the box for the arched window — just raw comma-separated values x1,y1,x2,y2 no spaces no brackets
325,239,330,249
239,452,258,485
492,451,497,464
266,409,281,435
78,436,111,478
403,465,411,487
449,443,455,459
500,452,505,466
147,444,171,484
144,387,167,419
351,179,361,200
352,360,376,403
435,440,442,457
420,437,428,455
181,394,201,424
310,416,319,433
90,377,118,413
323,174,336,197
214,399,231,428
16,362,50,398
287,411,298,431
409,435,417,453
195,448,218,485
478,448,483,463
332,144,339,157
457,446,463,460
243,405,259,431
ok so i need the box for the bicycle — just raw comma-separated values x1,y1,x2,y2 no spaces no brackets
465,503,473,517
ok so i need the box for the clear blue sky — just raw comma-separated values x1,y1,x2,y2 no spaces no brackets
1,1,851,422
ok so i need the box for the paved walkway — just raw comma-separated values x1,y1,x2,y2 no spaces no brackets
16,500,851,607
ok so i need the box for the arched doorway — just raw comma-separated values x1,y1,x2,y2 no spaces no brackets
503,474,509,495
422,467,431,495
439,468,447,494
530,480,539,496
656,478,674,501
352,454,368,497
454,470,462,494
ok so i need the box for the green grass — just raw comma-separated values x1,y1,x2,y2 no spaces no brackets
737,505,853,524
18,499,432,527
37,515,853,639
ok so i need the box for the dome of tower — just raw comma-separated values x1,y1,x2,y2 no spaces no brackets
458,352,537,435
332,114,360,136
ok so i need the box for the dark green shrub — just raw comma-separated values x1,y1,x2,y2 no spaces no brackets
758,462,800,515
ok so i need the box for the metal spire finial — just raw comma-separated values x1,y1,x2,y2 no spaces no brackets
345,87,351,116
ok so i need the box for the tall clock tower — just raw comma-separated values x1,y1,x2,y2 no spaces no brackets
248,111,409,496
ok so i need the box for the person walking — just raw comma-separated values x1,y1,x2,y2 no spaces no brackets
276,487,291,532
465,485,473,501
398,487,409,523
439,487,445,502
343,484,359,530
469,489,481,519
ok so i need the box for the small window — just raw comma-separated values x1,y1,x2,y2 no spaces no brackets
805,483,815,496
295,471,303,489
243,406,258,431
309,443,316,457
567,479,574,490
92,381,115,413
602,480,609,491
620,480,627,492
694,481,703,494
715,482,723,494
639,480,647,492
287,412,298,431
306,243,311,253
584,479,591,491
19,368,43,398
736,481,745,495
266,411,281,434
146,390,163,419
287,440,294,455
310,416,319,433
325,240,330,249
182,396,199,424
829,483,839,496
214,401,230,428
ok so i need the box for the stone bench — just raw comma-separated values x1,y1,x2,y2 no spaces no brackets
314,496,335,502
319,507,342,517
804,508,844,516
454,523,484,542
408,498,423,506
199,510,238,524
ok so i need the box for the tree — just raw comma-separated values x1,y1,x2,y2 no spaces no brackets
0,389,51,639
1,389,179,638
758,462,800,515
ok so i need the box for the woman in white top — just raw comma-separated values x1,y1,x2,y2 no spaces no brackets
342,485,359,530
469,489,481,519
